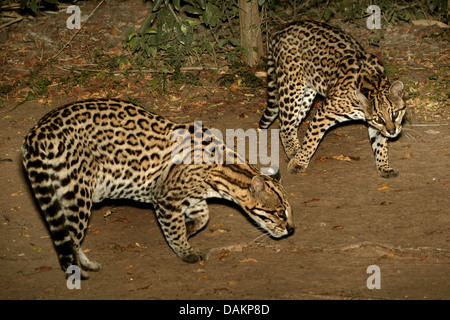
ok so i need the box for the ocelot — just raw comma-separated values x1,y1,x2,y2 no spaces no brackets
22,99,294,279
259,20,405,178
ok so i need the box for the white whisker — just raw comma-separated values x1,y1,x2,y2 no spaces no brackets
248,231,270,245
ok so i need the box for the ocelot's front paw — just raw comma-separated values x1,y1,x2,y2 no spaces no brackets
287,158,308,174
65,265,91,280
377,166,399,179
181,250,210,263
78,248,102,272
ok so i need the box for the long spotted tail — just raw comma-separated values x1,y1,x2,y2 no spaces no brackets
259,40,279,129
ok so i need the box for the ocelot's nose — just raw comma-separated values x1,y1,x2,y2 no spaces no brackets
286,224,295,235
386,123,396,136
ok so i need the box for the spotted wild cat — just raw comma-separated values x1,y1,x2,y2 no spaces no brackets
259,20,405,178
22,99,294,279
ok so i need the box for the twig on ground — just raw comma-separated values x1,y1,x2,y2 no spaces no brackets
0,17,22,29
52,0,105,60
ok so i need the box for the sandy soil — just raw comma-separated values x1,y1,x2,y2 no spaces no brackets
0,0,448,300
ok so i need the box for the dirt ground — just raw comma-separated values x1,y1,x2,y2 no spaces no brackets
0,1,449,300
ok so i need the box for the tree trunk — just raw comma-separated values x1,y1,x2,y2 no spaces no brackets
238,0,263,66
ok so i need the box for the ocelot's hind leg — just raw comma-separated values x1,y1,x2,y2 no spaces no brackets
185,200,209,238
58,157,102,278
279,82,317,159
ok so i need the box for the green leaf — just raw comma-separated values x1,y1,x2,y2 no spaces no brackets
148,34,158,46
202,42,213,54
217,39,228,48
125,28,138,42
429,73,438,80
228,38,240,46
145,27,158,34
29,0,38,13
25,91,36,102
147,78,161,91
322,8,335,22
149,46,158,57
185,19,198,27
202,3,220,27
139,12,157,35
128,37,141,52
198,0,206,10
184,31,194,46
183,4,202,15
180,24,188,35
141,42,157,58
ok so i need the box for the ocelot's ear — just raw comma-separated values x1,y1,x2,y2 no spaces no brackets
263,166,281,181
250,176,265,194
389,80,404,101
354,90,372,120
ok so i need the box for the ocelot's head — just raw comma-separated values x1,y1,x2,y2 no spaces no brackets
355,80,405,138
243,171,294,238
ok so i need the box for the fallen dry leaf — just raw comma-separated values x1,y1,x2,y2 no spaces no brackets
35,266,52,271
377,184,390,191
125,265,133,274
10,192,23,197
382,252,395,259
240,258,258,263
332,154,352,161
103,209,113,219
135,242,147,248
211,228,229,234
237,112,248,120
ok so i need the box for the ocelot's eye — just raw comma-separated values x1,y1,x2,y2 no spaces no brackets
392,110,400,120
373,117,385,125
276,209,287,220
